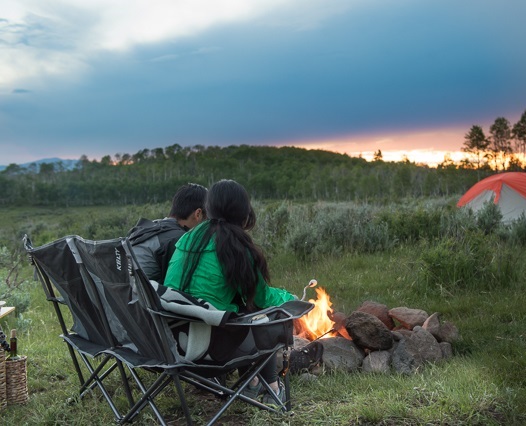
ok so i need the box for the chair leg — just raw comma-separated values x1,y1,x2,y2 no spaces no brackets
205,354,278,426
66,343,86,386
119,370,194,426
123,367,170,425
172,373,193,426
116,360,135,408
180,374,226,398
284,371,291,411
77,354,123,421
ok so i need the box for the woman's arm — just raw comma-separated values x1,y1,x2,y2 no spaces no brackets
253,272,296,309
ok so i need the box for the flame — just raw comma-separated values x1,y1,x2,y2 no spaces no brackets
296,287,336,340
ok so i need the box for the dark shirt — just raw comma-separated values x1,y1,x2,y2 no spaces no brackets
127,217,188,284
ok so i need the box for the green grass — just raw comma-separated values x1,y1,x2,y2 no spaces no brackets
2,248,525,425
1,204,525,425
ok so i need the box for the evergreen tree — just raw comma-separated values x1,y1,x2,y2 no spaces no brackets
462,125,489,174
512,110,526,159
489,117,512,170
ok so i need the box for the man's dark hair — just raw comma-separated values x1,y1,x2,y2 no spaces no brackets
169,183,207,220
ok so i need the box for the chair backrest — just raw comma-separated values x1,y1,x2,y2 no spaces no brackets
66,236,177,362
24,235,112,347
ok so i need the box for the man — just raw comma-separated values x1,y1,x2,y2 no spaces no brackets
127,183,207,284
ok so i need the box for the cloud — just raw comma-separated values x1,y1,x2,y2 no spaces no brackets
149,46,221,63
1,0,525,166
0,3,94,89
0,0,301,89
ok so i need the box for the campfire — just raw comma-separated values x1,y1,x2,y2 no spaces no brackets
291,281,460,375
295,287,336,340
295,287,351,341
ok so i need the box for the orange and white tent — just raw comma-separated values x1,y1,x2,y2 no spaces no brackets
457,172,526,222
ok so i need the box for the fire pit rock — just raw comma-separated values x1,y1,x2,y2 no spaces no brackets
388,307,429,329
319,337,364,372
344,311,393,351
356,300,395,329
422,312,460,344
292,298,460,377
362,350,391,373
391,326,443,374
436,321,460,343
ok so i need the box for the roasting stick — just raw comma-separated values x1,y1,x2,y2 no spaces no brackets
313,328,336,341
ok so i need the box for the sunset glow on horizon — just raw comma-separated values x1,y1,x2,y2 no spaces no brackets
287,127,469,167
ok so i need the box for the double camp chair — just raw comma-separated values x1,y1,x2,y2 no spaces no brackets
24,234,313,425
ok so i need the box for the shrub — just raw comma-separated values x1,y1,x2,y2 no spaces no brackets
475,201,503,234
284,203,393,259
439,206,478,239
376,206,445,243
252,201,291,253
286,225,320,260
0,247,32,330
419,231,520,290
505,213,526,246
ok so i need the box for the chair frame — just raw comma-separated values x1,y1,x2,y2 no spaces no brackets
24,235,134,421
25,234,313,425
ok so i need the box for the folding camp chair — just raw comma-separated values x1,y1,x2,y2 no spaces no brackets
119,237,314,424
26,235,313,425
23,235,135,421
25,234,178,423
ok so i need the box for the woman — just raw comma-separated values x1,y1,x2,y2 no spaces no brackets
164,179,296,403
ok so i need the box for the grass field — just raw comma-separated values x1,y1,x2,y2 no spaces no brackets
1,204,525,425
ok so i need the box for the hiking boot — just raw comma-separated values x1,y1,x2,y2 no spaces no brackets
288,340,324,374
240,380,262,399
261,380,286,406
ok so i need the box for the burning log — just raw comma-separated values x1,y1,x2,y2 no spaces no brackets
328,311,352,340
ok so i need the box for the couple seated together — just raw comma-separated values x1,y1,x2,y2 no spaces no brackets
127,179,297,403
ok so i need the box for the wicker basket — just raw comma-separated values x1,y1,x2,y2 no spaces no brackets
0,349,6,410
5,356,28,405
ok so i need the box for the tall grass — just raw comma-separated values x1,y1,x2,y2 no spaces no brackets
1,200,525,425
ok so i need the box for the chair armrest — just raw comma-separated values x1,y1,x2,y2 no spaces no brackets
147,307,205,323
224,301,314,326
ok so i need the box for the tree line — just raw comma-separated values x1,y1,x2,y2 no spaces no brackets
462,109,526,172
3,108,526,207
0,144,498,207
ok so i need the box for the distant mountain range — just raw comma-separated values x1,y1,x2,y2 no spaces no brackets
0,157,79,172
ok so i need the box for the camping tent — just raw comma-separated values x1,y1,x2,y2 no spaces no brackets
457,172,526,223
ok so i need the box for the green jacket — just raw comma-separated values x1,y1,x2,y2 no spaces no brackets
164,221,295,312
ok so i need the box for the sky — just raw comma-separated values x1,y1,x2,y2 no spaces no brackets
1,0,526,167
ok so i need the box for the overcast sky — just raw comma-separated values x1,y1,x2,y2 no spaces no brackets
1,0,525,166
